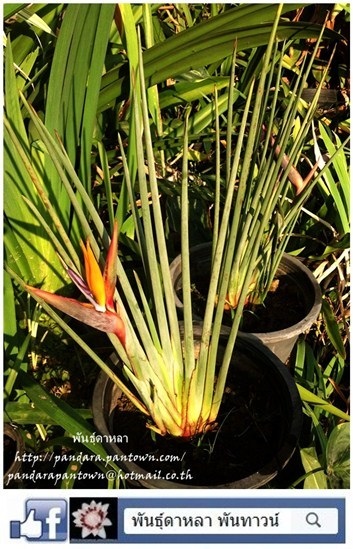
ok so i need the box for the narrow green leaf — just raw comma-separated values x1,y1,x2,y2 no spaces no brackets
3,271,22,362
15,49,39,91
17,369,115,464
321,299,346,359
78,4,116,184
3,4,28,20
4,114,73,290
3,224,33,283
297,384,350,421
318,122,350,234
5,402,92,425
294,338,306,378
116,4,141,227
97,142,115,230
159,77,230,109
44,3,115,238
4,333,31,402
4,36,28,145
8,4,62,68
98,17,338,111
17,7,56,36
143,3,164,141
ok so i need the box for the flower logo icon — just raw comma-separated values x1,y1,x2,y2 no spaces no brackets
72,500,112,539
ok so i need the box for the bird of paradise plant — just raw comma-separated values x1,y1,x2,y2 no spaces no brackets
211,28,341,311
22,37,243,438
12,7,350,442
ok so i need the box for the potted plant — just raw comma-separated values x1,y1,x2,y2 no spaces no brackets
92,330,303,489
170,245,322,363
169,19,348,363
13,12,305,488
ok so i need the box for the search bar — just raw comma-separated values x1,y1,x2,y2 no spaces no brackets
124,507,338,535
118,498,345,544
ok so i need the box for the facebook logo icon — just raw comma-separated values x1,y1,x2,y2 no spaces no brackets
10,499,67,541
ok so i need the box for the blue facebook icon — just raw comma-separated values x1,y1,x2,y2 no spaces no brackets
10,499,67,541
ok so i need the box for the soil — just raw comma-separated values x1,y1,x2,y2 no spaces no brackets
106,349,298,487
240,275,308,332
178,272,311,334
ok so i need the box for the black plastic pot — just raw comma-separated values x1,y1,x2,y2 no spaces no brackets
92,332,302,489
169,243,322,362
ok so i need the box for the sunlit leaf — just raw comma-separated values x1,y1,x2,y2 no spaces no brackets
300,446,328,489
326,423,350,489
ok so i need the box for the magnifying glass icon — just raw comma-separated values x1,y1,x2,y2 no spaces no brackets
306,512,322,528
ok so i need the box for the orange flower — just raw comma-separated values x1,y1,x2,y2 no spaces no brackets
26,222,126,346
